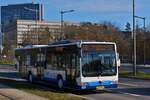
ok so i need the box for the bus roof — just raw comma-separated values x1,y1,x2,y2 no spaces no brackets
81,41,116,45
15,45,48,50
15,40,116,50
49,40,115,45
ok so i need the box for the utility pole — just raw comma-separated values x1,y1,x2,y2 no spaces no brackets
133,0,137,76
60,11,64,40
60,10,74,40
143,17,146,67
24,6,40,44
0,5,3,60
134,16,146,67
134,16,146,66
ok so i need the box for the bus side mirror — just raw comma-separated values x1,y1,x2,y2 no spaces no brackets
117,59,120,67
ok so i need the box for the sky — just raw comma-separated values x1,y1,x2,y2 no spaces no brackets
1,0,150,30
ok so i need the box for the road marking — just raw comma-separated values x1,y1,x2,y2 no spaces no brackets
120,92,141,97
119,82,139,87
119,91,150,99
106,89,140,97
107,89,150,99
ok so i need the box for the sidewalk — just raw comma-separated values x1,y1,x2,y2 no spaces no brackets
0,66,48,100
0,83,49,100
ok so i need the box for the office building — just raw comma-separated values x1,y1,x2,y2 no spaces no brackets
1,3,43,32
4,20,61,47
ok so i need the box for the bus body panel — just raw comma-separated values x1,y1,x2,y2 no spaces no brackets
26,66,38,76
80,42,118,90
79,76,118,90
43,69,66,82
15,40,119,90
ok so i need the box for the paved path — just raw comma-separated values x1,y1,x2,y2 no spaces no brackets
0,65,43,100
0,95,11,100
0,84,48,100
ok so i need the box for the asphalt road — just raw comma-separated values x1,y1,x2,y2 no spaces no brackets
0,64,149,100
78,78,150,100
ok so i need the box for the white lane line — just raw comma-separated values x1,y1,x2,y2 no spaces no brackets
119,82,139,87
107,89,150,99
107,89,141,97
120,92,141,97
119,91,150,99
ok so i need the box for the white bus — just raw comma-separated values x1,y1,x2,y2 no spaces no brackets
15,40,120,90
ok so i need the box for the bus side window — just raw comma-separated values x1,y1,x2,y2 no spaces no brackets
56,53,66,70
61,54,65,68
26,55,31,66
72,54,76,68
52,54,57,69
65,54,70,68
37,54,40,62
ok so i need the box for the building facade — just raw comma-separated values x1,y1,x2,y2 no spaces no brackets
4,20,61,47
1,3,43,32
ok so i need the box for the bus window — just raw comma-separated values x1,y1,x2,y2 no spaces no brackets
37,53,46,62
26,55,31,66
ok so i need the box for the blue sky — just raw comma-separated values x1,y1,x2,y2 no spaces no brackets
1,0,150,30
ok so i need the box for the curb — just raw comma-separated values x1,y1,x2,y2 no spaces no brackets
0,77,27,82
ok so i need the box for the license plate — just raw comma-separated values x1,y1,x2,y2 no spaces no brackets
96,86,104,90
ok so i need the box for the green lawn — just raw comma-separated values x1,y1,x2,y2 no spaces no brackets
119,71,150,79
0,79,86,100
0,60,15,65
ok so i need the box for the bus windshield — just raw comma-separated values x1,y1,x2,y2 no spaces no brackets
82,46,117,77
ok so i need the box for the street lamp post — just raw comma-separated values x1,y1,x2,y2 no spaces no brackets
24,7,42,21
24,7,40,44
134,16,146,67
133,0,136,76
143,18,146,67
132,0,146,76
0,5,3,60
60,10,74,40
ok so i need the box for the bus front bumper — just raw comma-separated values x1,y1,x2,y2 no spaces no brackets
79,81,118,90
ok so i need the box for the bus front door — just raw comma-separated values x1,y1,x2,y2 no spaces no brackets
37,62,45,80
66,54,77,88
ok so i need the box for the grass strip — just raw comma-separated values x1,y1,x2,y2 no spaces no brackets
0,79,86,100
119,71,150,79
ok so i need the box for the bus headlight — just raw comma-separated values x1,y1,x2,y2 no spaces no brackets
111,81,118,84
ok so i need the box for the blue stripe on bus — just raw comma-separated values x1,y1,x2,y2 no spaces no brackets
81,84,118,90
101,81,113,85
87,81,113,86
80,81,118,90
43,77,58,83
104,84,118,88
43,77,66,85
87,81,100,86
43,77,118,90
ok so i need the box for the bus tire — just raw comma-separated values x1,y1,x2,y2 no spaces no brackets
28,73,33,83
57,78,64,90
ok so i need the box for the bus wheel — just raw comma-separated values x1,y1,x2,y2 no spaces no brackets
28,74,33,83
57,78,64,89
